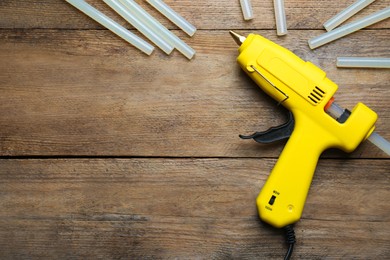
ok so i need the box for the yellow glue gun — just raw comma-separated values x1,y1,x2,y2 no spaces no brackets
230,32,378,229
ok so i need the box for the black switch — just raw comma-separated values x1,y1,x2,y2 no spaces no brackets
268,195,276,205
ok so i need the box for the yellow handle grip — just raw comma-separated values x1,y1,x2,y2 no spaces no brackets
257,113,324,228
257,104,378,228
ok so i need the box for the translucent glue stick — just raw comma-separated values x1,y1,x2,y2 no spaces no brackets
337,57,390,68
273,0,287,35
103,0,173,54
323,0,376,31
240,0,254,21
119,0,196,59
367,132,390,156
65,0,154,55
146,0,197,36
309,6,390,49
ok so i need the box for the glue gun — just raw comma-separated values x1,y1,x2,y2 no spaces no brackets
230,31,390,231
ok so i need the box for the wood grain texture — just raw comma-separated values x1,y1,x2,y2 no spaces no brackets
0,29,389,157
0,0,389,29
0,0,389,259
0,159,389,259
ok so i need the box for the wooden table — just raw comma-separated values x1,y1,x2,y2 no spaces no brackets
1,0,389,258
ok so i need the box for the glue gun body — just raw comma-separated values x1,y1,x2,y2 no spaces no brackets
235,33,377,228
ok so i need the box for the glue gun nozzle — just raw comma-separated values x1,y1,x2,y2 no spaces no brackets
229,31,246,46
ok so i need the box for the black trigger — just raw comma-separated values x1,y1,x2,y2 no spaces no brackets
239,111,294,144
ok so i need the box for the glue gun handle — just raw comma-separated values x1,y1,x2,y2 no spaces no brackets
256,122,325,228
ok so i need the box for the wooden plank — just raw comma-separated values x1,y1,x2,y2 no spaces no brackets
0,0,388,259
0,0,389,29
0,29,389,157
0,158,388,259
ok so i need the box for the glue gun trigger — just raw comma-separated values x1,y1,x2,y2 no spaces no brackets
239,111,295,144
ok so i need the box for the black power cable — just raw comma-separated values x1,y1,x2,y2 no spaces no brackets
283,225,296,260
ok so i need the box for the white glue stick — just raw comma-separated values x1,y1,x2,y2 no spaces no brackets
240,0,254,21
103,0,174,54
309,7,390,49
273,0,287,35
323,0,376,31
337,57,390,68
65,0,154,55
119,0,196,60
146,0,197,36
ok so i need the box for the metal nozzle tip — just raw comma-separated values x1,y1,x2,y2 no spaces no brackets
229,31,246,46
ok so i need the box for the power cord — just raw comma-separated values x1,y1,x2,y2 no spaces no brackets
283,225,296,260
